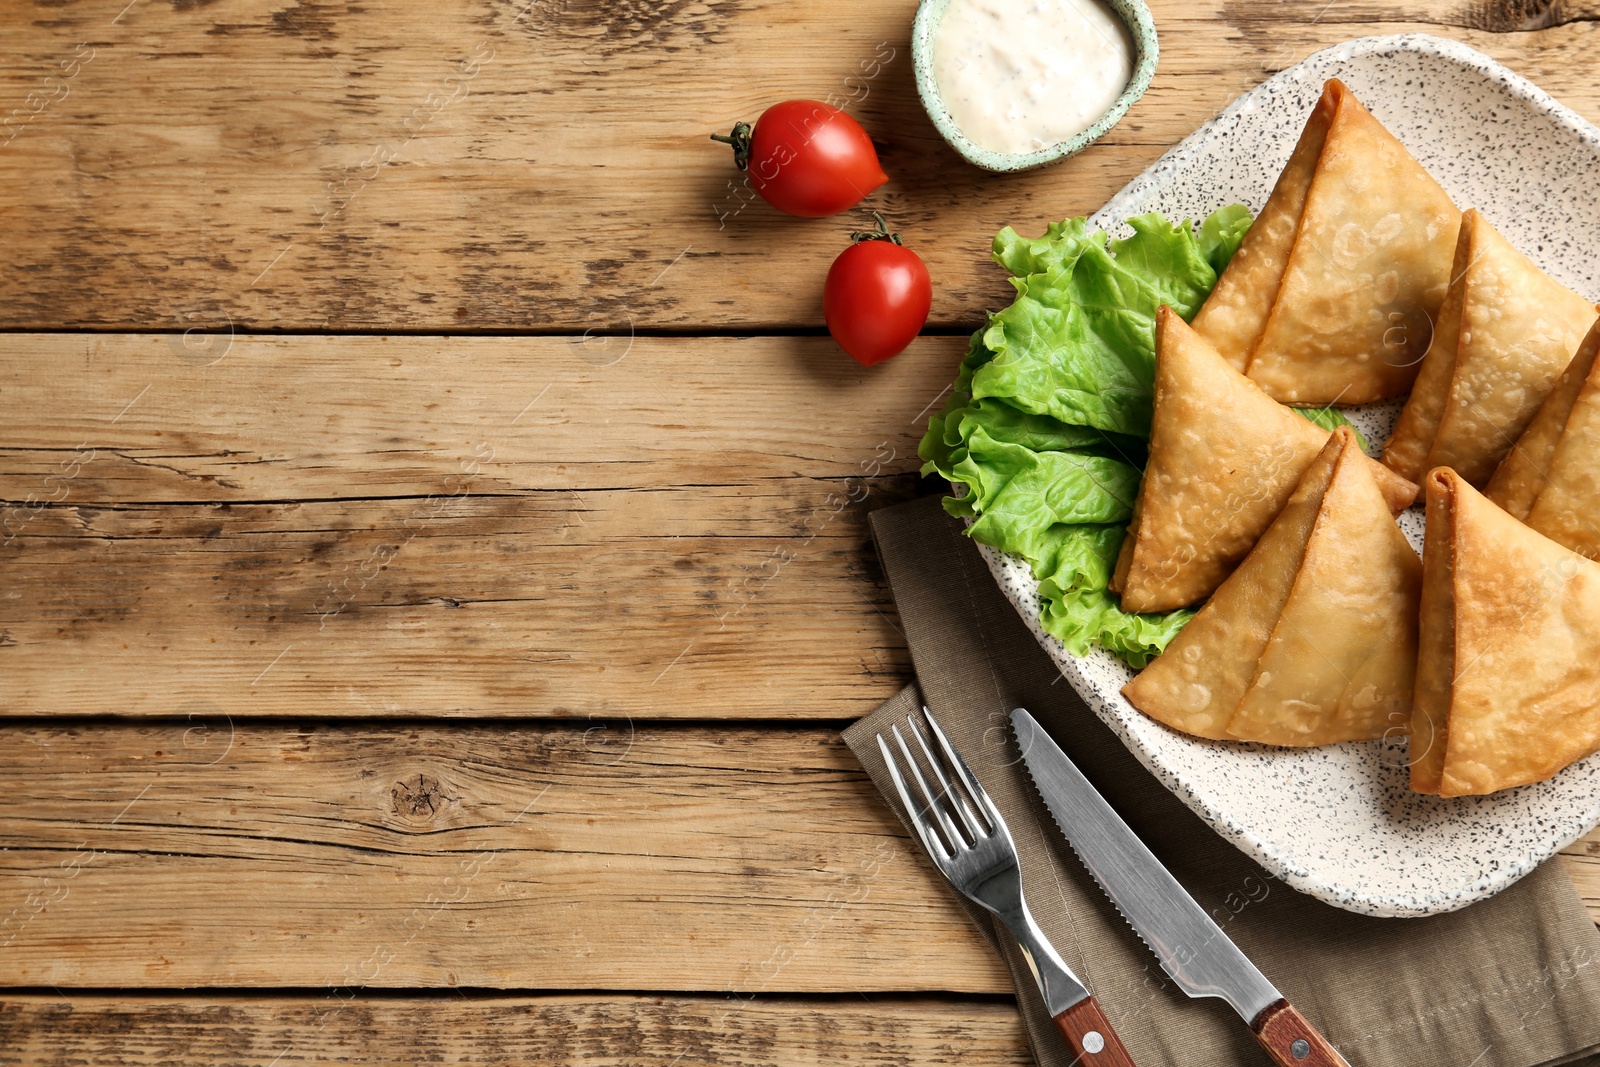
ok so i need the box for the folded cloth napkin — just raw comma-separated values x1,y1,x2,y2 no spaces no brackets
842,494,1600,1067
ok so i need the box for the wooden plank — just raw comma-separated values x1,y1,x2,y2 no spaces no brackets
0,333,952,717
0,485,915,718
0,334,962,499
0,722,1593,993
0,721,1008,991
0,994,1032,1066
1,1,1596,331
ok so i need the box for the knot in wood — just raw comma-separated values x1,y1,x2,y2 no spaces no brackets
390,773,450,822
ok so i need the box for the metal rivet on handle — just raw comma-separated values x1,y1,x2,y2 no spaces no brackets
1083,1031,1105,1054
1291,1038,1311,1059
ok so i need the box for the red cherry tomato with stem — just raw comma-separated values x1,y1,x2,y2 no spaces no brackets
824,214,932,367
712,100,887,218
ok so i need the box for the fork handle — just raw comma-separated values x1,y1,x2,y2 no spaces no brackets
1053,995,1137,1066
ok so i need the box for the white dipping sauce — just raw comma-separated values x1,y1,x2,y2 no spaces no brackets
932,0,1135,156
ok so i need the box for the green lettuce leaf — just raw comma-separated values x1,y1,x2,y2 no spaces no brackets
1102,213,1222,323
918,333,1143,494
970,262,1151,436
1031,525,1195,668
989,216,1097,277
1195,203,1254,274
959,432,1139,564
918,332,993,488
969,210,1238,438
916,205,1253,666
962,399,1128,454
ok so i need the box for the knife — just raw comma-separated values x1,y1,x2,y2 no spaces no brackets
1012,707,1352,1067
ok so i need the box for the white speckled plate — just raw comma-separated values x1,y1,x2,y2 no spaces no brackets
980,34,1600,917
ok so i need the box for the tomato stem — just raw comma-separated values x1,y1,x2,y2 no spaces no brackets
850,211,903,245
710,122,753,170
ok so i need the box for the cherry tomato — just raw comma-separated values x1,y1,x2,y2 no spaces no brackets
824,215,932,366
712,100,887,218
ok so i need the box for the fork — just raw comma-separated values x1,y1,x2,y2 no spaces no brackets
878,708,1137,1066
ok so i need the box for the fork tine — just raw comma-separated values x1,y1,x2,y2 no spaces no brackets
924,709,1005,836
891,722,967,852
876,733,948,862
905,715,984,843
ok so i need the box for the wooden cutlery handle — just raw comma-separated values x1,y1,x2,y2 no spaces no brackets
1053,995,1137,1066
1251,999,1350,1067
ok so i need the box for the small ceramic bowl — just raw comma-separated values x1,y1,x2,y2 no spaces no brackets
912,0,1159,173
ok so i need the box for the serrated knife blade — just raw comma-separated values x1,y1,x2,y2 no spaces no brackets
1012,707,1352,1067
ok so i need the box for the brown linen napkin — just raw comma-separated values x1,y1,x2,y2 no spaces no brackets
843,494,1600,1067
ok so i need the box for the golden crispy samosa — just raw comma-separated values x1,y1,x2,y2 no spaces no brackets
1191,79,1460,406
1121,433,1343,739
1124,429,1420,746
1191,83,1335,376
1228,438,1421,745
1523,357,1600,560
1384,211,1598,487
1485,321,1600,521
1411,469,1600,796
1380,216,1474,491
1114,308,1416,612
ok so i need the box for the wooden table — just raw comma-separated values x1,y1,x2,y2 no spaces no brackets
1,0,1596,1060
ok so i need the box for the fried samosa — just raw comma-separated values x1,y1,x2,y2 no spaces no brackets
1113,308,1416,613
1411,469,1600,796
1383,210,1598,487
1191,79,1459,406
1523,382,1600,560
1485,321,1600,521
1123,429,1421,746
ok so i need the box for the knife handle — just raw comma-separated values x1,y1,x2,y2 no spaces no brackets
1251,999,1350,1067
1053,995,1137,1066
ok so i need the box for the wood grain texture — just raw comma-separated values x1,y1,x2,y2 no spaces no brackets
0,721,1009,991
0,333,962,499
0,485,916,718
0,994,1033,1066
0,333,961,718
1,0,1597,331
0,721,1595,993
0,1,1596,1060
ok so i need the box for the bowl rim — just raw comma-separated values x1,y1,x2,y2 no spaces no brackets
912,0,1160,173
